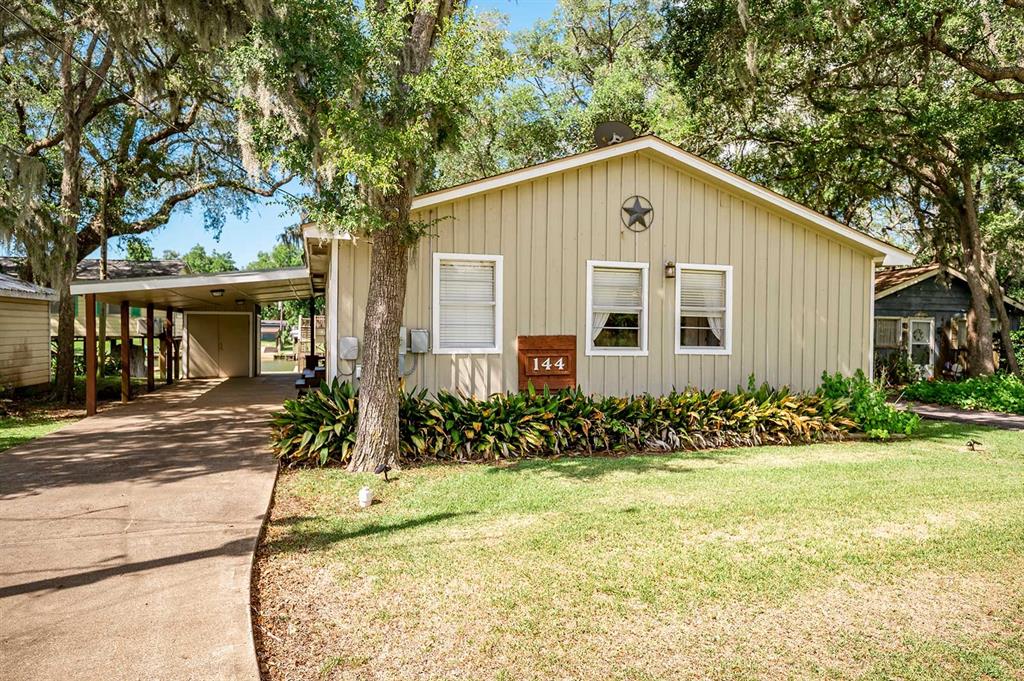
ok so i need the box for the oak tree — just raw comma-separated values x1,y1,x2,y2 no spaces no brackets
235,0,508,470
664,0,1024,376
1,0,285,400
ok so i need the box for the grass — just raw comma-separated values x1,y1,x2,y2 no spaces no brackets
261,339,298,374
254,422,1024,680
0,373,152,453
0,415,73,453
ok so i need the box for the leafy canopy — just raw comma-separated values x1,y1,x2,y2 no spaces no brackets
233,0,511,239
431,0,694,189
663,0,1024,255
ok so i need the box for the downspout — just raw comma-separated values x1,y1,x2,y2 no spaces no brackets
868,257,882,382
326,238,339,382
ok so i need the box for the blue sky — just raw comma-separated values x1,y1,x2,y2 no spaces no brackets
82,0,559,266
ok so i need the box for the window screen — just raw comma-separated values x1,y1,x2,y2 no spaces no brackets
590,265,645,350
677,266,729,350
874,318,901,348
437,258,498,351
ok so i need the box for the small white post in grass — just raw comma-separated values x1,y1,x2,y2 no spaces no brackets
358,487,374,508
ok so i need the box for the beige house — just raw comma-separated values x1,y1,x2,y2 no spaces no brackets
306,136,912,397
0,273,56,388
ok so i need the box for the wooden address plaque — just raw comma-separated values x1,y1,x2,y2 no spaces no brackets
517,335,577,391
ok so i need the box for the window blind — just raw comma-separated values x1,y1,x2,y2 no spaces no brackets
438,259,496,350
592,267,643,311
678,269,726,313
677,268,727,348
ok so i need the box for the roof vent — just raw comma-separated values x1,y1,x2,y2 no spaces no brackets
594,121,636,148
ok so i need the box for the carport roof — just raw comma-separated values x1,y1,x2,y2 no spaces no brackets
69,267,313,310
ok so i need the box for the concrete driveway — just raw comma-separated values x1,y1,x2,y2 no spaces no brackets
0,376,293,681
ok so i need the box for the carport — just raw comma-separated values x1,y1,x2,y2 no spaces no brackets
70,267,315,415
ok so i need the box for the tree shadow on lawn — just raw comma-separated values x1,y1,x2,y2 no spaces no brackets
264,511,473,554
476,426,989,481
483,449,736,481
911,421,1002,444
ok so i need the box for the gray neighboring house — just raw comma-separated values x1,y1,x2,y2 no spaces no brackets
874,264,1024,379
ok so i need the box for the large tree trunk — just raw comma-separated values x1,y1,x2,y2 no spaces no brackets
53,34,83,404
986,263,1021,376
956,169,996,377
347,0,457,471
349,223,410,472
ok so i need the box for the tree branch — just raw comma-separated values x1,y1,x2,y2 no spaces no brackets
75,175,294,258
925,15,1024,86
23,93,129,155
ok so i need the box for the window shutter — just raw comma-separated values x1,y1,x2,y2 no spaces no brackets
592,267,642,310
438,260,496,349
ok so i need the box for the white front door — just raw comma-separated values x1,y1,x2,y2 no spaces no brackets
908,318,935,379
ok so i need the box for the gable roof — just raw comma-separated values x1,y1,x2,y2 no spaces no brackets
874,264,940,296
0,272,56,301
412,135,914,266
876,263,1024,312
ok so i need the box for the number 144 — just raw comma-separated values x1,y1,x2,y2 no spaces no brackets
532,356,566,371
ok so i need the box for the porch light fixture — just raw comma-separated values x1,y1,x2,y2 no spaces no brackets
235,299,245,305
210,288,225,297
664,261,676,278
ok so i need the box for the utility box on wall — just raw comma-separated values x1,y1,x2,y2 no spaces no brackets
517,335,576,391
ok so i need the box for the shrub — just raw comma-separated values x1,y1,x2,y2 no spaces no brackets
1012,329,1024,369
271,379,862,468
873,349,918,387
818,370,921,439
903,373,1024,415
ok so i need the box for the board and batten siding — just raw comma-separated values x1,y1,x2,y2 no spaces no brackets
333,150,876,396
0,296,51,388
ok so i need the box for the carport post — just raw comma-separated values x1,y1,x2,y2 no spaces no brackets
173,308,182,381
120,301,130,403
308,296,316,356
85,293,97,416
146,303,155,392
165,306,173,385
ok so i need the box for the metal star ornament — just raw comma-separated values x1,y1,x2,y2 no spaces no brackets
621,196,653,232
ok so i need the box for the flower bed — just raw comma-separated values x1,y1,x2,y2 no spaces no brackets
270,371,917,467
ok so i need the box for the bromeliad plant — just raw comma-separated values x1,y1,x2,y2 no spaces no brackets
270,379,863,468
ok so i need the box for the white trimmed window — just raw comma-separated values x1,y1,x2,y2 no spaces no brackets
675,263,733,355
874,317,902,348
586,261,649,356
432,253,502,354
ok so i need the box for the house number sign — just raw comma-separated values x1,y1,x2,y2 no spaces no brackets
529,356,568,373
517,335,577,391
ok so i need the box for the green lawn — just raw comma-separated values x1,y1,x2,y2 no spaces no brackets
255,422,1024,680
0,416,73,453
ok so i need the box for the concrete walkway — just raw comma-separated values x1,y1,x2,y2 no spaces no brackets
906,401,1024,430
0,376,293,681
